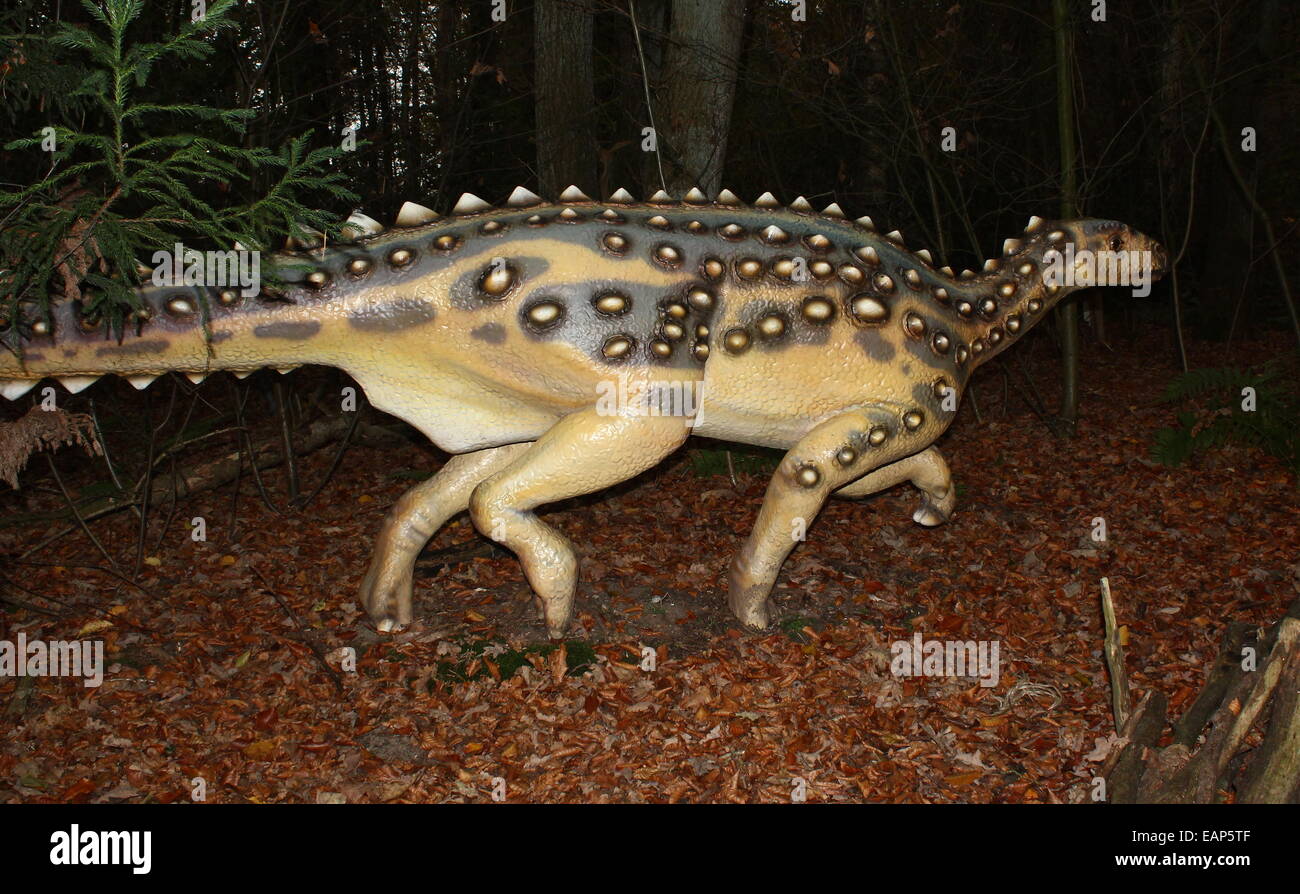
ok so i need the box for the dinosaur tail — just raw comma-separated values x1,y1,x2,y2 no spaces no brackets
1,253,335,401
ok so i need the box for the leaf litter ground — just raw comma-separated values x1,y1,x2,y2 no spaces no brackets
1,332,1296,803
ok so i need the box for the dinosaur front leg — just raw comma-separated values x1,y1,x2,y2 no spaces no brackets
834,445,957,526
728,410,896,629
361,443,531,631
468,407,691,638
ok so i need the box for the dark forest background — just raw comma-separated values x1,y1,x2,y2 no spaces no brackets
0,0,1297,450
3,1,1300,812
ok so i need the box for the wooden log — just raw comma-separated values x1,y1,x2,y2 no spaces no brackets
1102,690,1168,803
1102,597,1300,803
1238,639,1300,803
3,414,408,529
1172,621,1254,747
1148,599,1300,802
1100,577,1131,728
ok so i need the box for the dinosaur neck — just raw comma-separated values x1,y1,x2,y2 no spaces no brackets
954,220,1076,371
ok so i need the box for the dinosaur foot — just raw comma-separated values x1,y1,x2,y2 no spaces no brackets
360,560,414,633
531,593,573,640
912,488,956,527
726,558,778,630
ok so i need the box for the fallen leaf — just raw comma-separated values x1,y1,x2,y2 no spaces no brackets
243,739,277,760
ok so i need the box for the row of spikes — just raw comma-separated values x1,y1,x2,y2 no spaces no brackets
294,186,848,248
6,365,294,399
288,185,1051,279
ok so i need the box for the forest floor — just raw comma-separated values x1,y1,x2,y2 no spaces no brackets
1,330,1296,803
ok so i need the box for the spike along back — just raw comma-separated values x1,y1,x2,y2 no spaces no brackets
0,187,1168,637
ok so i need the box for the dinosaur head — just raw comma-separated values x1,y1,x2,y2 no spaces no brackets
1041,218,1168,297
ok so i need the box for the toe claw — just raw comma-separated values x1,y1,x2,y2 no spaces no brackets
913,488,955,527
913,504,946,526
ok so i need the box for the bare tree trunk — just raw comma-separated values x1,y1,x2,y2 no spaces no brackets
1158,0,1191,372
1190,0,1299,349
657,0,746,196
534,0,598,198
1053,0,1079,437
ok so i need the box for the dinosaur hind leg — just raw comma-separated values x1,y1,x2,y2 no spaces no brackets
361,442,531,631
834,445,956,526
468,408,691,638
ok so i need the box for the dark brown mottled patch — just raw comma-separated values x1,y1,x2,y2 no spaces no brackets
900,330,948,369
855,330,896,362
95,339,170,357
911,381,937,411
470,323,506,344
348,298,437,332
254,321,321,340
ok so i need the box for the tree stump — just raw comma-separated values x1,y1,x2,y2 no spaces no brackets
1102,597,1300,803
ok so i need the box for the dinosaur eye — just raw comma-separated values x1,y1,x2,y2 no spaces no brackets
1109,234,1124,251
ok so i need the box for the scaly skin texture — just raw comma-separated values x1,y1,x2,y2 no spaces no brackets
0,188,1168,635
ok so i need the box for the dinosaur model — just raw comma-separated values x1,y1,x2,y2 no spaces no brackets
0,187,1166,636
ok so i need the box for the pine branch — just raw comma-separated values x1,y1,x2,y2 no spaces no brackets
0,0,358,342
